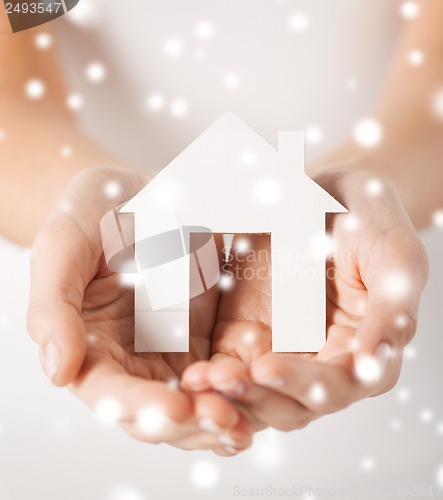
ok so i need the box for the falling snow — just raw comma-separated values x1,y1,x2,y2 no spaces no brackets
400,1,420,19
419,408,434,424
289,12,310,32
85,62,107,83
169,98,190,118
164,37,184,57
35,33,52,50
104,181,122,198
94,398,123,426
353,119,383,148
408,49,424,66
355,355,383,385
107,484,147,500
146,93,165,112
67,93,84,110
195,21,215,41
224,72,241,89
25,79,46,100
305,125,324,145
360,456,375,472
432,210,443,228
309,383,327,404
189,460,220,490
137,406,169,435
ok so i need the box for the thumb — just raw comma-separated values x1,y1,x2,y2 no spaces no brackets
27,217,93,386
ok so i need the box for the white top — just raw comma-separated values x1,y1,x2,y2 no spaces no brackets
56,0,401,172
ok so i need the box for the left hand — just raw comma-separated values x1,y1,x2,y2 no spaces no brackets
182,168,429,432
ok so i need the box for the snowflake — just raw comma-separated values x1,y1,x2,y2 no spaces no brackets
305,125,324,145
169,98,190,118
353,118,383,148
164,37,184,57
195,21,215,41
289,12,310,32
67,93,84,110
400,1,420,19
94,398,123,426
85,62,107,83
35,33,52,50
146,93,165,112
408,49,424,66
224,72,240,89
25,79,46,100
189,460,221,490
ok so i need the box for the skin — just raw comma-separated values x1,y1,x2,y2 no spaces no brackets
0,3,442,452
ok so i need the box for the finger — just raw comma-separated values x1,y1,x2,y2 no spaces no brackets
251,353,368,414
356,218,428,351
28,217,95,386
70,351,196,444
170,413,253,453
181,360,212,392
207,355,315,431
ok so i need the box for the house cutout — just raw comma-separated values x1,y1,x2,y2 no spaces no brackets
119,112,347,353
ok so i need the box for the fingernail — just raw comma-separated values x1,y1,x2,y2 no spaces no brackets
224,446,239,454
219,434,238,446
217,380,247,396
199,418,223,433
44,342,60,382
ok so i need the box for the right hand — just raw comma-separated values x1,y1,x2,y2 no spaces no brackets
27,166,252,455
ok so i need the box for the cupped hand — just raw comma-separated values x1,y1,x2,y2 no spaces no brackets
182,168,429,432
27,166,252,455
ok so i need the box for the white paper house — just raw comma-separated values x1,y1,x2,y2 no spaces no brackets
121,113,347,353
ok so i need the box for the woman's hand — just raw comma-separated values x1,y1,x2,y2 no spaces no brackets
182,168,429,432
27,166,252,455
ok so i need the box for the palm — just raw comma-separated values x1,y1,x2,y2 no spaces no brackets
82,258,218,383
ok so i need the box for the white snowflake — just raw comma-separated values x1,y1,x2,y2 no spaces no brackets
85,62,107,83
104,181,121,198
289,12,310,32
189,460,220,490
360,456,375,472
400,1,420,19
146,93,165,112
107,484,147,500
432,210,443,228
164,37,184,57
67,93,84,110
305,125,324,145
95,398,123,426
408,49,424,66
25,79,46,100
35,33,52,50
169,98,190,118
353,119,383,148
195,21,215,41
224,72,240,89
419,408,434,424
309,383,327,404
